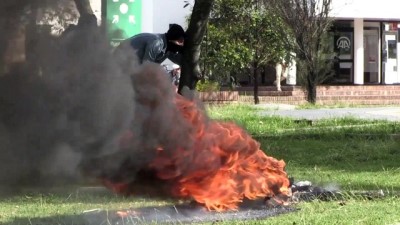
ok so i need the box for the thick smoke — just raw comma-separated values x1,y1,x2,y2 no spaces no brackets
0,0,197,192
83,63,197,185
0,1,137,189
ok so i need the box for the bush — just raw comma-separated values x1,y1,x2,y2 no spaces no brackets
196,80,220,92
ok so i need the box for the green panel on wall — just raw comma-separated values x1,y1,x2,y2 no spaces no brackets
106,0,142,46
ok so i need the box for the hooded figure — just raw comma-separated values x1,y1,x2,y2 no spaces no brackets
116,24,186,65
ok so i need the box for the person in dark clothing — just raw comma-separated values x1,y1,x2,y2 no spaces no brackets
116,24,186,65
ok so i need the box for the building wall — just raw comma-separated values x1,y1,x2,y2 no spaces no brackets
142,0,193,33
90,0,103,25
331,0,400,85
331,0,400,20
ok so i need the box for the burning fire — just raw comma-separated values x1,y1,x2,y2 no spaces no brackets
103,92,290,212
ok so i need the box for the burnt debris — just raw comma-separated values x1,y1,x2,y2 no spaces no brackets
290,180,386,202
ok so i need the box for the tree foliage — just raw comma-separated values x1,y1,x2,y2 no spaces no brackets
203,0,293,76
265,0,334,104
199,0,294,103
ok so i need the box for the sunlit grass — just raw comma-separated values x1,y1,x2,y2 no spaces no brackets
1,104,400,224
0,189,174,224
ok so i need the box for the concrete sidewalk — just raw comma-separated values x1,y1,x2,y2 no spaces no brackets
255,104,400,122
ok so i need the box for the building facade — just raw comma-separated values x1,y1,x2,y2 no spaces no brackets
331,0,400,85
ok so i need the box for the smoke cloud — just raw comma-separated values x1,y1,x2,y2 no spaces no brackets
0,1,137,189
0,0,198,193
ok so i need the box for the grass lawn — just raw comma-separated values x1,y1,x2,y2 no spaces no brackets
1,104,400,225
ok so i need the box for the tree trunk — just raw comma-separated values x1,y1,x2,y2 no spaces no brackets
73,0,93,16
178,0,215,95
306,74,317,104
253,63,260,105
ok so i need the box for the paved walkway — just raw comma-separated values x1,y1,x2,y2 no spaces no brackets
255,104,400,122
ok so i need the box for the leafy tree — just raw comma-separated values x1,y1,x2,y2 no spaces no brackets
266,0,334,104
199,0,294,104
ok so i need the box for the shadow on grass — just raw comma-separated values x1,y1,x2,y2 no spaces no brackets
2,214,90,225
2,203,297,225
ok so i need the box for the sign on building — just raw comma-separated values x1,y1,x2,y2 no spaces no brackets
106,0,142,46
334,33,352,58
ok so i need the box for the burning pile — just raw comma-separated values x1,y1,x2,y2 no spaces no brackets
99,65,291,212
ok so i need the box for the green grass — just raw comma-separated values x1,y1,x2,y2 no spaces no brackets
212,198,400,225
0,190,175,224
1,104,400,225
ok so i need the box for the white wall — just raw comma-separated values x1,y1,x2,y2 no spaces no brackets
90,0,102,25
150,0,194,33
331,0,400,20
138,0,194,33
141,0,154,33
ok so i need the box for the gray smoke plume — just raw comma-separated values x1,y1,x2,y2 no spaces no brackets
0,0,198,194
0,1,137,189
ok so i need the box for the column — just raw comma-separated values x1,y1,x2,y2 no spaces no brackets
353,18,364,84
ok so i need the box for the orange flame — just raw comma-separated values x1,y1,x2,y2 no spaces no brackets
106,94,290,212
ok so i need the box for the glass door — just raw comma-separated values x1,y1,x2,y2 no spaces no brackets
333,31,354,83
382,22,400,84
364,28,380,83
